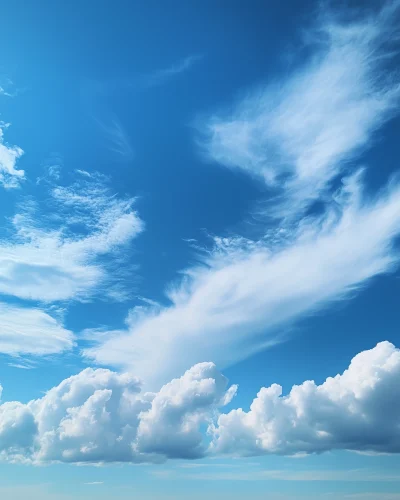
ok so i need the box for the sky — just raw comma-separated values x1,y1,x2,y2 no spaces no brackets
0,0,400,498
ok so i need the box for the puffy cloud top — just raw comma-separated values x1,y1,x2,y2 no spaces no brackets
0,342,399,464
210,341,400,456
0,363,233,464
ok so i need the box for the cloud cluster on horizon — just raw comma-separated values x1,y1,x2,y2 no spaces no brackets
0,341,399,464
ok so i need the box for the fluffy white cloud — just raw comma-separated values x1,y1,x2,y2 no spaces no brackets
29,367,147,463
210,341,400,456
0,303,74,356
135,362,237,459
84,173,400,387
0,401,37,455
0,123,24,188
0,342,399,463
199,2,400,217
0,171,143,302
0,362,233,464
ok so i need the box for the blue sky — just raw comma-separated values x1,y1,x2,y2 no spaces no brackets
0,0,400,499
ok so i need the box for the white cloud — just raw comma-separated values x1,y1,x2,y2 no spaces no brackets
29,368,147,464
0,400,37,454
199,2,400,217
0,362,233,464
0,87,12,97
135,362,237,460
210,341,400,456
0,303,74,356
84,173,400,387
152,468,400,482
0,78,18,98
0,123,25,188
95,115,134,161
83,3,400,387
0,342,399,463
0,171,143,302
148,55,203,86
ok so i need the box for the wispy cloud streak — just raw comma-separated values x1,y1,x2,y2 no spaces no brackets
199,2,400,218
147,55,203,87
0,170,143,302
84,3,400,388
95,115,134,161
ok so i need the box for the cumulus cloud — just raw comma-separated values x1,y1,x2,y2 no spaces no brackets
210,341,400,456
135,362,237,460
0,170,143,302
199,2,400,217
84,172,400,387
0,303,74,356
0,362,233,464
0,342,399,463
0,123,24,188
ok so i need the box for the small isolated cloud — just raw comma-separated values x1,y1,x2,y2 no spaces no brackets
0,78,17,98
0,87,12,97
36,153,63,185
88,54,201,162
147,55,203,86
0,123,25,188
95,115,134,161
85,482,104,485
7,364,34,370
0,342,399,464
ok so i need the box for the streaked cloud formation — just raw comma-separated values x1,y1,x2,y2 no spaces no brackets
85,2,400,387
201,1,400,217
0,341,399,463
0,170,143,303
85,171,400,385
0,165,142,357
95,115,134,161
0,304,74,356
148,55,203,87
90,54,201,161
